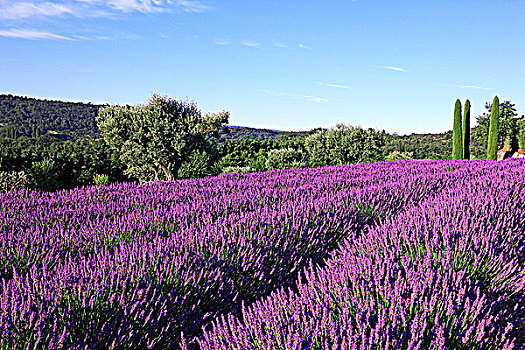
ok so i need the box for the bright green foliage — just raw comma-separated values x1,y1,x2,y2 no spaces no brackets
487,96,500,160
96,94,229,182
304,124,385,166
462,100,470,160
93,173,110,187
452,99,463,159
265,148,306,170
178,150,221,179
385,151,414,161
474,99,522,153
221,166,256,174
217,139,277,171
518,120,525,149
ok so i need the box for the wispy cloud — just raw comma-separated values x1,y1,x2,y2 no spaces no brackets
381,66,406,72
0,0,211,20
273,42,288,48
298,43,311,50
213,38,231,45
0,27,136,41
261,89,328,103
0,28,75,40
242,40,261,47
457,84,493,90
170,0,210,13
0,2,73,20
316,81,351,89
439,83,494,91
72,34,111,40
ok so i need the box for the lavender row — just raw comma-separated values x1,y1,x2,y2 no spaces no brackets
0,160,495,348
197,159,525,349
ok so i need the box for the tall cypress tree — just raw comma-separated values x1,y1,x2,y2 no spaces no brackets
487,95,500,160
462,99,471,159
452,99,463,159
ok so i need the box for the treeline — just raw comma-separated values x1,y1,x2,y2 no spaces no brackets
0,94,304,143
383,130,488,160
0,94,520,193
0,123,450,193
0,135,130,192
217,126,308,144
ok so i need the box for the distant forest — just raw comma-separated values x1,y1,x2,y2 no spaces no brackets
0,94,306,143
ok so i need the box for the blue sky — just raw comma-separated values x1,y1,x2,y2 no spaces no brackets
0,0,523,134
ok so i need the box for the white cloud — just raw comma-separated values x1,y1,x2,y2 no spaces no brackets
213,38,231,45
242,40,260,47
170,0,210,13
0,2,73,19
0,28,75,40
72,34,111,40
381,66,406,72
273,42,288,48
458,85,493,90
439,83,494,91
316,81,351,89
298,43,311,49
261,89,328,103
105,0,164,13
0,0,211,20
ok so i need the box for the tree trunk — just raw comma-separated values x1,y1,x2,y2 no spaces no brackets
158,163,174,181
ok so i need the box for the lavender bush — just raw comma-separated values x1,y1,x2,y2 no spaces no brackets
197,159,525,350
0,159,523,349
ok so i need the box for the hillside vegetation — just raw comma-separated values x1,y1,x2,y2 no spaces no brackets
0,94,518,193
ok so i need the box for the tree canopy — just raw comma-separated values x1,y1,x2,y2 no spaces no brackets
474,100,523,151
96,94,229,182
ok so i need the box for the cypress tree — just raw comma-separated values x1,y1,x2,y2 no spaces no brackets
452,99,463,159
462,99,471,159
487,95,500,160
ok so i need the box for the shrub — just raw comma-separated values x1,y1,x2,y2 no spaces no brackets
93,173,110,187
264,148,307,170
304,124,385,166
246,150,267,172
386,151,414,161
178,150,221,179
27,158,61,192
0,170,30,193
221,166,256,174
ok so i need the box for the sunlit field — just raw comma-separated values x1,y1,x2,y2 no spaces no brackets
1,159,524,350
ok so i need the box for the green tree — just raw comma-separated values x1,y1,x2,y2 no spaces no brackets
462,99,470,160
518,120,525,150
452,99,463,159
28,158,61,191
474,99,522,153
96,94,229,182
487,96,500,160
178,149,221,179
265,148,306,170
304,124,385,166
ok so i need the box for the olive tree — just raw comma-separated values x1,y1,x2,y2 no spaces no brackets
96,94,229,182
265,148,307,170
304,124,385,166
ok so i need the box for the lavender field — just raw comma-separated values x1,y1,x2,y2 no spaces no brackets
1,159,524,349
